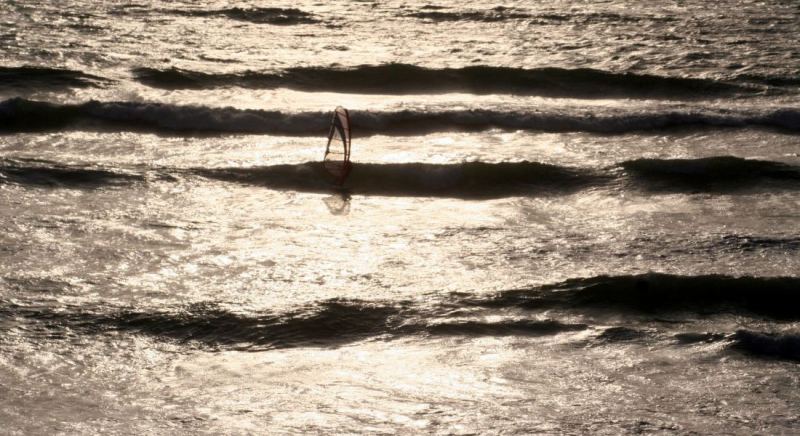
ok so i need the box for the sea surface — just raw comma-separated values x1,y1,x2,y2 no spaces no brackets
1,0,800,434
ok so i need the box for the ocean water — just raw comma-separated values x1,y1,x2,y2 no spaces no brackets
1,0,799,434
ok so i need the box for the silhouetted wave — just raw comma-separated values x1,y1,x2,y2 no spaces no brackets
473,273,800,320
0,98,327,134
732,330,800,362
3,98,799,136
164,7,319,25
2,300,398,349
407,6,532,22
110,3,682,26
539,11,678,24
424,319,588,336
0,66,110,90
198,158,800,196
619,156,800,192
4,273,798,351
0,158,145,188
735,72,800,87
5,157,800,196
674,330,800,362
132,64,755,98
673,331,727,344
594,326,653,343
406,7,679,24
192,161,605,198
711,235,800,252
3,299,585,350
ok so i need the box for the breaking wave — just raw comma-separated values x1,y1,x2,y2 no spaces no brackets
2,98,799,136
132,64,756,98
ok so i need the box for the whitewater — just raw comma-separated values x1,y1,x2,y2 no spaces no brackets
1,0,799,434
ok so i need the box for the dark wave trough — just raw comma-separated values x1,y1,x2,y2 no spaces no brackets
132,64,756,98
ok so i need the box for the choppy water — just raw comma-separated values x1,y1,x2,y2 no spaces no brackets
1,1,800,434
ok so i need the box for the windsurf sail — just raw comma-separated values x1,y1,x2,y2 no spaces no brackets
323,106,352,185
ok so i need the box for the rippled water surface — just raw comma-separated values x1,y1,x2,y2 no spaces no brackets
1,0,800,434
